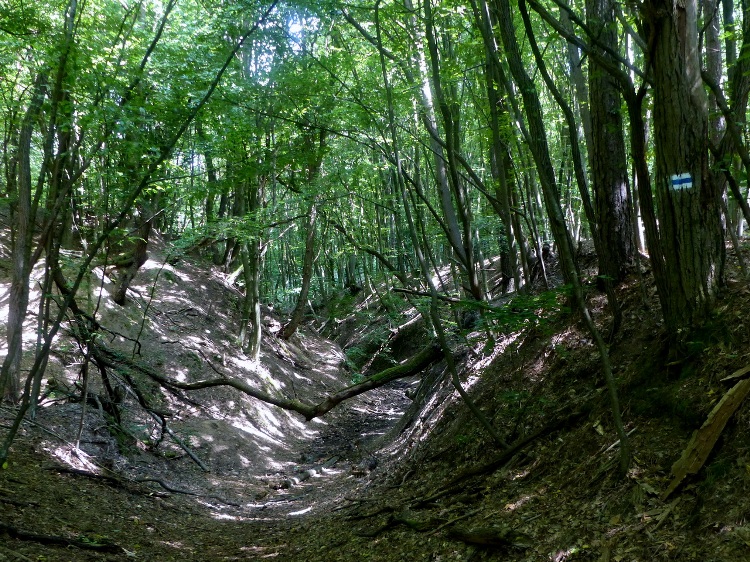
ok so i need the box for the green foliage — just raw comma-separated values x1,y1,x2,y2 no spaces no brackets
457,288,565,335
344,320,395,371
77,534,114,547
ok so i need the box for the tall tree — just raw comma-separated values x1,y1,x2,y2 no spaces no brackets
586,0,634,284
642,0,725,335
492,0,630,473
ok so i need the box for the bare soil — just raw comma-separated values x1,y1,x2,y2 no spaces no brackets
2,233,750,561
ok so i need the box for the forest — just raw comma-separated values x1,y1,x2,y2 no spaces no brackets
1,0,750,559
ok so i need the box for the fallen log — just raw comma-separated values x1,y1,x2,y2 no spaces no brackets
93,339,442,421
304,343,443,419
663,365,750,499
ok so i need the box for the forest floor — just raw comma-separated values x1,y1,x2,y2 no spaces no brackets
2,229,750,561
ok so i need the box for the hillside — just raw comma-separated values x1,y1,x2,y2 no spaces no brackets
1,232,750,561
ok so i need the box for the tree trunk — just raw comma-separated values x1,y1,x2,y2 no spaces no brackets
587,0,635,283
239,179,264,361
113,206,153,306
472,0,522,294
282,199,318,340
494,0,630,473
0,74,47,401
644,0,725,334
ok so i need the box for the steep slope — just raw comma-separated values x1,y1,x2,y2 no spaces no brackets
1,230,750,561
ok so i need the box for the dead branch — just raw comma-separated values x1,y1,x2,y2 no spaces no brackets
303,343,443,419
146,410,209,472
415,405,591,506
92,338,442,421
663,373,750,499
49,465,237,505
0,521,122,553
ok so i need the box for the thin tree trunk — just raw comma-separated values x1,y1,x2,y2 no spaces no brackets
586,0,635,283
282,199,318,340
472,0,522,294
0,74,47,401
494,0,630,474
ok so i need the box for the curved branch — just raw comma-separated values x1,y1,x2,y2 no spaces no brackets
92,339,442,422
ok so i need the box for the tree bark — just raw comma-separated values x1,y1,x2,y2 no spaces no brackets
239,179,264,361
112,206,153,305
282,198,318,339
0,73,47,401
493,0,630,473
472,0,522,294
587,0,635,283
644,0,725,334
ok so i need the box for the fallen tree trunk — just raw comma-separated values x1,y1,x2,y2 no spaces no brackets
663,364,750,499
303,343,443,419
92,339,442,421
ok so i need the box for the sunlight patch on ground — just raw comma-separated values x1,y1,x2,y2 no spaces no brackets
211,513,242,521
157,541,187,551
141,258,193,283
359,431,385,439
504,492,535,511
473,330,523,371
550,331,572,347
233,358,289,393
232,414,286,442
262,458,295,471
239,544,285,557
292,372,313,384
510,467,533,480
171,367,190,382
550,546,586,561
288,506,313,516
183,334,210,348
0,278,44,357
462,372,481,390
256,405,288,437
281,410,318,434
44,444,101,473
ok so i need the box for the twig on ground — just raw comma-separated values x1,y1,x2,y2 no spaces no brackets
428,508,482,535
602,427,637,454
147,410,210,472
